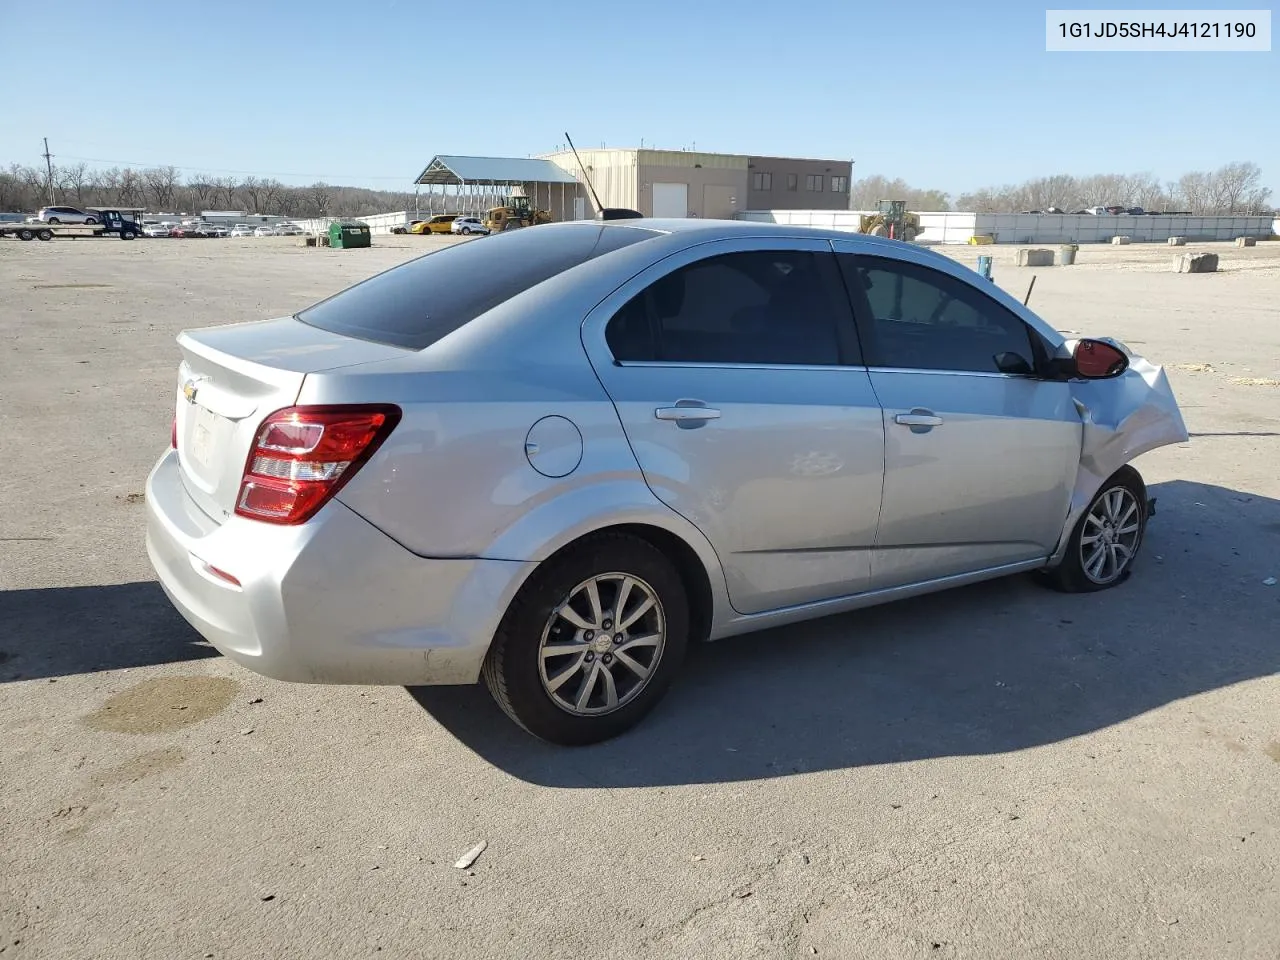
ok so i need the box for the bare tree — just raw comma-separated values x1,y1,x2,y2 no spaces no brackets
116,168,144,207
187,175,216,211
90,168,123,207
1176,171,1212,214
850,174,951,211
260,178,283,213
1212,161,1266,214
61,162,91,204
143,166,181,209
213,176,240,209
309,181,332,217
241,176,264,212
0,165,28,210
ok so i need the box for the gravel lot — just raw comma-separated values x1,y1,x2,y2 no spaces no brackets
2,233,1278,960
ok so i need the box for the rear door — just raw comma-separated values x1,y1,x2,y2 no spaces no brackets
835,247,1082,588
580,237,886,615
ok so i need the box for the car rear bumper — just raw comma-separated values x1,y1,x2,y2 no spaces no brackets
144,449,534,685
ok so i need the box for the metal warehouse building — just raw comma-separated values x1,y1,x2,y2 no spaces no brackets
411,150,852,222
539,148,852,220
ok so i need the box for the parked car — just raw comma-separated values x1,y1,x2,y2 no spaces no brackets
143,223,172,238
392,220,424,235
145,221,1189,745
409,214,459,235
450,216,490,235
229,224,256,238
205,223,230,238
275,223,304,236
253,225,276,237
35,205,99,225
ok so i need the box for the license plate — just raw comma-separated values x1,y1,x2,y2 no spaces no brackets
189,408,216,468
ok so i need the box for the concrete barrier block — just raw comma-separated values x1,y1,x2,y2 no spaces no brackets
1168,236,1186,246
1174,253,1218,273
1235,236,1257,247
1111,236,1131,245
1015,248,1054,266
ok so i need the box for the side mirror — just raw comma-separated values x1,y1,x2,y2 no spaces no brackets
1073,338,1129,379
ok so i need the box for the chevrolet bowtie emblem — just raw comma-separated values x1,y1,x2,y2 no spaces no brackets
181,378,204,403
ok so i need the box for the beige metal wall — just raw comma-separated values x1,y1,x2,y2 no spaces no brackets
543,149,638,218
636,150,748,219
746,157,852,211
542,148,844,218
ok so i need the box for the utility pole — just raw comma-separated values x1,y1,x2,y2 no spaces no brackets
42,138,55,205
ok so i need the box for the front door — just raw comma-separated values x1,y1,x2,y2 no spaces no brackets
835,250,1082,589
581,239,885,615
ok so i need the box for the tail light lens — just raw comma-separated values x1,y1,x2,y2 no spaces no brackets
235,405,401,525
171,417,178,449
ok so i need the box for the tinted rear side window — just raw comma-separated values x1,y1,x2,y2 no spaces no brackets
297,224,659,349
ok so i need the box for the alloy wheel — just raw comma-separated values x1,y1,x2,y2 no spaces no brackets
1080,486,1143,585
538,572,666,716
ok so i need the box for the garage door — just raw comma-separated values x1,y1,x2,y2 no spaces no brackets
651,182,689,218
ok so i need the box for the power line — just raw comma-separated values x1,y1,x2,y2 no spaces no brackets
54,153,411,182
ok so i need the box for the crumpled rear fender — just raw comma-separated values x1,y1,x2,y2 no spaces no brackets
1048,340,1190,567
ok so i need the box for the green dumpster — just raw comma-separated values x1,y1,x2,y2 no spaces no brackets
329,220,371,249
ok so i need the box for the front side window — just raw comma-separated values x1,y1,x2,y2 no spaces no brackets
605,250,856,366
839,255,1035,373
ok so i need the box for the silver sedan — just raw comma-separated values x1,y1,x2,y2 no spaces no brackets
145,220,1188,744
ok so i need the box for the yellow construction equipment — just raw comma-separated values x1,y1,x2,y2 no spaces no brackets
484,188,553,232
859,200,920,242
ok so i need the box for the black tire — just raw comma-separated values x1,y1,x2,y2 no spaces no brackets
120,229,136,240
17,228,34,241
37,229,53,241
1039,465,1147,593
84,217,97,225
460,226,472,235
47,217,60,224
483,533,689,745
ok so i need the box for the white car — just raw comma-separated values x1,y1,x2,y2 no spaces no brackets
253,226,277,237
451,217,490,235
201,223,229,238
229,224,256,238
275,223,304,236
142,224,171,238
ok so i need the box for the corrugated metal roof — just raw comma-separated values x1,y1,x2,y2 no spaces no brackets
415,155,579,186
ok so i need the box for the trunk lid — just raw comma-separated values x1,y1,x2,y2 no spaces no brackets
174,317,410,522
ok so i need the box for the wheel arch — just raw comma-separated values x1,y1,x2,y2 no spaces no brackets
1047,461,1148,568
500,518,724,645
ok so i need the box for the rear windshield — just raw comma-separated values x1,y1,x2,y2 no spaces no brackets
297,224,659,349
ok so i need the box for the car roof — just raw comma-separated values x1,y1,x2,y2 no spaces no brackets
540,218,958,261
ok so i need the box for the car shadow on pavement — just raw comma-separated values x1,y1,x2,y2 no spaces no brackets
409,479,1280,787
0,581,219,682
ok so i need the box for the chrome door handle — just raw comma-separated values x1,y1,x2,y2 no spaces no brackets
655,405,721,422
894,412,943,427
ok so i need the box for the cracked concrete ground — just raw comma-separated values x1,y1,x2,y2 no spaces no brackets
1,235,1278,959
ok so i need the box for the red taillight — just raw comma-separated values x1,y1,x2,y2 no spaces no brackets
234,405,401,525
171,417,178,449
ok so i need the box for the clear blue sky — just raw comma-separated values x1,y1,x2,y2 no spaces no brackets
3,0,1276,196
